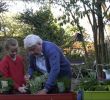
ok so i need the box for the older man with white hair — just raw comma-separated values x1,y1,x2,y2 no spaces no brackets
24,34,72,94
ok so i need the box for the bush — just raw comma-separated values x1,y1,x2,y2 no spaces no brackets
75,77,110,91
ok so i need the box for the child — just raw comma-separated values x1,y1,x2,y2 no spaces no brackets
0,38,27,93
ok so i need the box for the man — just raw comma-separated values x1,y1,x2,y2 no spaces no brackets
24,34,72,94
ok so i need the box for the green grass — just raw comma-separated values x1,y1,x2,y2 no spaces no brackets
84,91,110,100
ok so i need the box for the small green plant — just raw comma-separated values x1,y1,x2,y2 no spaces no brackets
57,76,71,92
28,72,48,94
0,77,13,94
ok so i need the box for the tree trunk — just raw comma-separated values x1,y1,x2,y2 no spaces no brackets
96,0,105,80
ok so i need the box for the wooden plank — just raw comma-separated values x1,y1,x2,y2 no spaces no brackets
0,93,76,100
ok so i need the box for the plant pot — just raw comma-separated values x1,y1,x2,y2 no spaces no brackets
84,91,110,100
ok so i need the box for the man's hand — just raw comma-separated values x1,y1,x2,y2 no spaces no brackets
37,89,47,95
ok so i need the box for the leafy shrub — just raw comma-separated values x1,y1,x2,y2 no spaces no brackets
75,76,110,91
0,78,13,94
28,72,48,94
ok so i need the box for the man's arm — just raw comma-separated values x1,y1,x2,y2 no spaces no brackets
44,49,60,92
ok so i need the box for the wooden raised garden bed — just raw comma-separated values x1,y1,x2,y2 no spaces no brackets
0,92,76,100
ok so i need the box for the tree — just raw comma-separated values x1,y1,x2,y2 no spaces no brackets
56,0,110,79
17,7,67,46
0,16,32,38
81,0,110,79
10,0,110,79
0,1,8,35
31,0,110,79
0,1,7,13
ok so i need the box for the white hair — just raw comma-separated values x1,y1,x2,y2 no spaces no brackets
24,34,43,49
